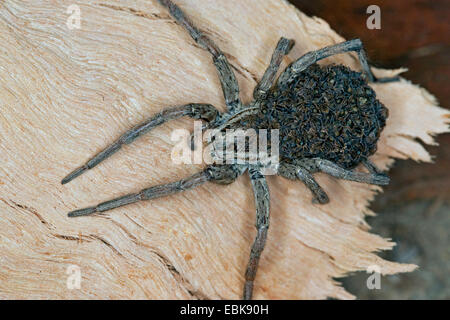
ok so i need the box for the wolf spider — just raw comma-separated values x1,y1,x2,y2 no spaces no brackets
62,0,398,299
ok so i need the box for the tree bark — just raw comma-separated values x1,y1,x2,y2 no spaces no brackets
0,0,448,299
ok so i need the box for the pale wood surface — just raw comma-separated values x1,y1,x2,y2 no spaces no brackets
0,0,448,299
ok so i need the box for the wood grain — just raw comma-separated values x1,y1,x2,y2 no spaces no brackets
0,0,448,299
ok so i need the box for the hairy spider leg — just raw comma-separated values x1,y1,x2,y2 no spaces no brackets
313,158,389,185
67,164,244,217
253,37,295,100
61,103,219,184
277,38,399,88
67,170,211,217
244,168,270,300
296,167,330,204
362,158,382,174
278,163,329,204
158,0,241,112
278,158,388,204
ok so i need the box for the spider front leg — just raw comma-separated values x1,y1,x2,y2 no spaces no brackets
61,103,219,184
158,0,241,112
243,168,270,300
277,38,399,87
253,37,295,100
67,164,243,217
278,159,388,205
67,170,210,217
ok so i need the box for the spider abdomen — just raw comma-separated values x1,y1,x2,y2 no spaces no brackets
245,63,388,169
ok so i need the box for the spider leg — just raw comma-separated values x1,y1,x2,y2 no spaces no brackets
253,37,295,100
158,0,241,112
362,158,383,174
68,170,209,217
61,103,219,184
243,168,270,300
68,165,243,217
277,38,399,87
314,158,389,185
296,167,330,204
278,163,329,204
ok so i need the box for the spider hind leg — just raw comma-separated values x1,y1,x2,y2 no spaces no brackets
67,170,211,217
253,37,295,100
277,38,400,88
314,158,389,185
278,158,388,205
278,163,329,204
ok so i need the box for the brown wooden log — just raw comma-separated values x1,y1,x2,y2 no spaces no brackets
0,0,448,299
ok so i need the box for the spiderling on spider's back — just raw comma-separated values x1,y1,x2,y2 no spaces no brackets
61,0,398,300
237,63,388,169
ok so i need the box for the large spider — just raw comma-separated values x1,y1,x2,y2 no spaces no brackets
62,0,398,299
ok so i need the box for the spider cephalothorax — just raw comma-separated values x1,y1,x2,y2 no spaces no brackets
62,0,398,300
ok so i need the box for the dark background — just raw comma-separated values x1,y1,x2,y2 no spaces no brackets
290,0,449,299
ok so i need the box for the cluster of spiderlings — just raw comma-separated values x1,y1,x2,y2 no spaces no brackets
241,64,388,169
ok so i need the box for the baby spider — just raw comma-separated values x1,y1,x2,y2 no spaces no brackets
62,0,398,299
